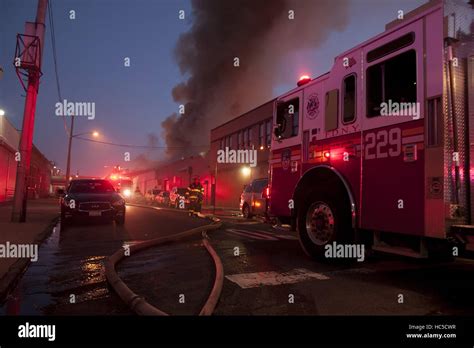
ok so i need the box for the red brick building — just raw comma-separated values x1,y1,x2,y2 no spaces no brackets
130,100,274,210
210,100,274,209
132,154,213,205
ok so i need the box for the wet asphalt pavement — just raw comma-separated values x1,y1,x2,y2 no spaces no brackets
2,204,474,316
0,205,209,315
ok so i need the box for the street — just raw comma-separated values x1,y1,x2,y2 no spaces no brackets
2,203,474,316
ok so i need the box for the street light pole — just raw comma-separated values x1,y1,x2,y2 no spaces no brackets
64,114,75,189
64,127,99,189
11,0,48,222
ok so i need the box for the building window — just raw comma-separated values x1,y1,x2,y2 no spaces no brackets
367,49,417,117
229,134,233,149
248,127,252,148
266,119,272,147
220,138,224,150
275,98,299,140
342,74,356,124
259,123,265,147
238,131,242,149
243,129,248,149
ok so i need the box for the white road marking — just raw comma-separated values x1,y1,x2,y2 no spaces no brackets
225,229,279,241
225,268,330,289
256,230,298,240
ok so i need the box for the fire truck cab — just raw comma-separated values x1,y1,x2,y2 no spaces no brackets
269,0,474,259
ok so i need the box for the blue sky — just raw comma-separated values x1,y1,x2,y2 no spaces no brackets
0,0,425,176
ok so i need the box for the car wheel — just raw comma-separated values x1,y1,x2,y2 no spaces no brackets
297,190,353,260
60,209,70,228
242,204,252,219
115,214,125,225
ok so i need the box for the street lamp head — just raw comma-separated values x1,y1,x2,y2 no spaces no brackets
241,166,251,177
0,109,5,116
92,131,99,137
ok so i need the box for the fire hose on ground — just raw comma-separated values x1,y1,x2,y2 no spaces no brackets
104,216,223,316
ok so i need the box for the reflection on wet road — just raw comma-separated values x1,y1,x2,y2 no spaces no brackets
0,205,209,315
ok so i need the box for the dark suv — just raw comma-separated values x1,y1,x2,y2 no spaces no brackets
60,179,126,226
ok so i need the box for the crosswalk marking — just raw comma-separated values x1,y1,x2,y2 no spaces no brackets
256,230,298,240
224,228,298,241
225,229,278,241
225,268,330,289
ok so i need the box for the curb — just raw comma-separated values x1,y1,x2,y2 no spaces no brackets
105,216,223,316
127,202,244,221
126,202,191,215
0,215,60,305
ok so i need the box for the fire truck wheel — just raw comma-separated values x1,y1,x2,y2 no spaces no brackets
242,204,253,219
297,191,352,260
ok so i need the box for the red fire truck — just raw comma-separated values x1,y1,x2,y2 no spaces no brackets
268,0,473,259
105,166,133,199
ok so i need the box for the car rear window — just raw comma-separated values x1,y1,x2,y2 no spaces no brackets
252,179,268,193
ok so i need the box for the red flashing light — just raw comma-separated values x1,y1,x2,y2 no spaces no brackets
297,75,311,87
324,151,331,159
110,174,118,180
263,186,270,199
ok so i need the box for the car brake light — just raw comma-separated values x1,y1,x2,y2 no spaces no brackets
263,187,270,198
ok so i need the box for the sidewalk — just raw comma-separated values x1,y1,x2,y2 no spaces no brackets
0,198,59,303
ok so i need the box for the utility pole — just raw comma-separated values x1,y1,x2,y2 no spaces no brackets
11,0,48,222
64,114,75,188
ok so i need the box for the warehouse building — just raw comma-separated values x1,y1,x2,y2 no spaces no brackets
0,115,52,202
209,99,274,209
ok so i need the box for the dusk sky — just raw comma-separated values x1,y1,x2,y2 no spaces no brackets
0,0,425,177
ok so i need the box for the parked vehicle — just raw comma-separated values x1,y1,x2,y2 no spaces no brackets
169,187,189,209
156,191,170,206
267,0,474,259
240,178,269,219
59,179,126,226
145,188,161,204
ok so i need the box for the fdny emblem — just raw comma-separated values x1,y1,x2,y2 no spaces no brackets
281,149,291,170
306,93,319,119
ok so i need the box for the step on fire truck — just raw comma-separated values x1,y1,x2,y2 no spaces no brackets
268,0,473,259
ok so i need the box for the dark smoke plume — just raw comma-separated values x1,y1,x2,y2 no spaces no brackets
162,0,349,158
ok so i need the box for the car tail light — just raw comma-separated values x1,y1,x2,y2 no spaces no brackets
263,186,270,199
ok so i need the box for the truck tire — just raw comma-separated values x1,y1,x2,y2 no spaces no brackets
297,189,353,260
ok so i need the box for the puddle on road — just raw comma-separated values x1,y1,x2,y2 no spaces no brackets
0,221,61,315
0,222,117,315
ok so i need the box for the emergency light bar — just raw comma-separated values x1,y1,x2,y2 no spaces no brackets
297,75,311,87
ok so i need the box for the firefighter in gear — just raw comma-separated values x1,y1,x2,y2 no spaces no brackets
187,177,204,216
